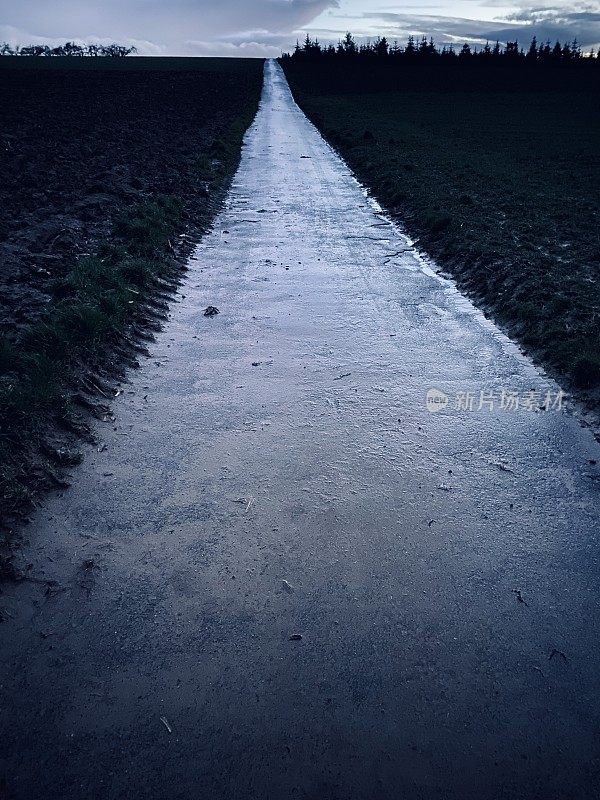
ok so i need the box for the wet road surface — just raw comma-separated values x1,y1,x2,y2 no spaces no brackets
2,60,600,800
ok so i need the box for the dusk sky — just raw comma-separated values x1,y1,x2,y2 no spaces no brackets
1,0,598,56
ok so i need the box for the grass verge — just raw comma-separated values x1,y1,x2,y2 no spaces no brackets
0,195,181,509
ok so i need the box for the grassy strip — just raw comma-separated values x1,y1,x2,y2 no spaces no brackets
282,66,600,396
0,105,258,520
0,195,183,512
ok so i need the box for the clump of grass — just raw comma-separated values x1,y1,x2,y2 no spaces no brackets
113,194,182,256
195,154,215,180
573,354,600,389
422,211,452,233
119,257,164,288
0,338,21,374
1,355,63,429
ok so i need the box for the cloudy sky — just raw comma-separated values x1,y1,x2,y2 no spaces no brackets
1,0,598,56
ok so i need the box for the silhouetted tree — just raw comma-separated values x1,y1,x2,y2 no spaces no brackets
0,40,136,56
375,37,389,58
342,32,356,55
527,36,538,60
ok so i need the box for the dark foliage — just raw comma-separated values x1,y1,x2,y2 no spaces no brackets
282,34,599,93
285,32,594,64
0,41,136,57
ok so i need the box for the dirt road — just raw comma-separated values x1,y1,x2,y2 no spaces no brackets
1,60,599,800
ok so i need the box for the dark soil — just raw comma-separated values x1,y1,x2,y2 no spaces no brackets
282,60,600,418
0,57,263,532
0,57,262,336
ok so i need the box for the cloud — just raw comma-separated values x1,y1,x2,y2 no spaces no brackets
350,3,600,46
186,29,296,57
483,3,600,44
1,0,598,55
0,24,165,53
349,11,518,42
0,0,339,55
186,40,284,57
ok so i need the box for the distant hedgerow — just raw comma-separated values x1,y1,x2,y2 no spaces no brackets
0,41,136,57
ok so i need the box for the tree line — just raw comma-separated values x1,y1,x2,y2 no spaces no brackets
283,33,599,65
0,42,136,57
